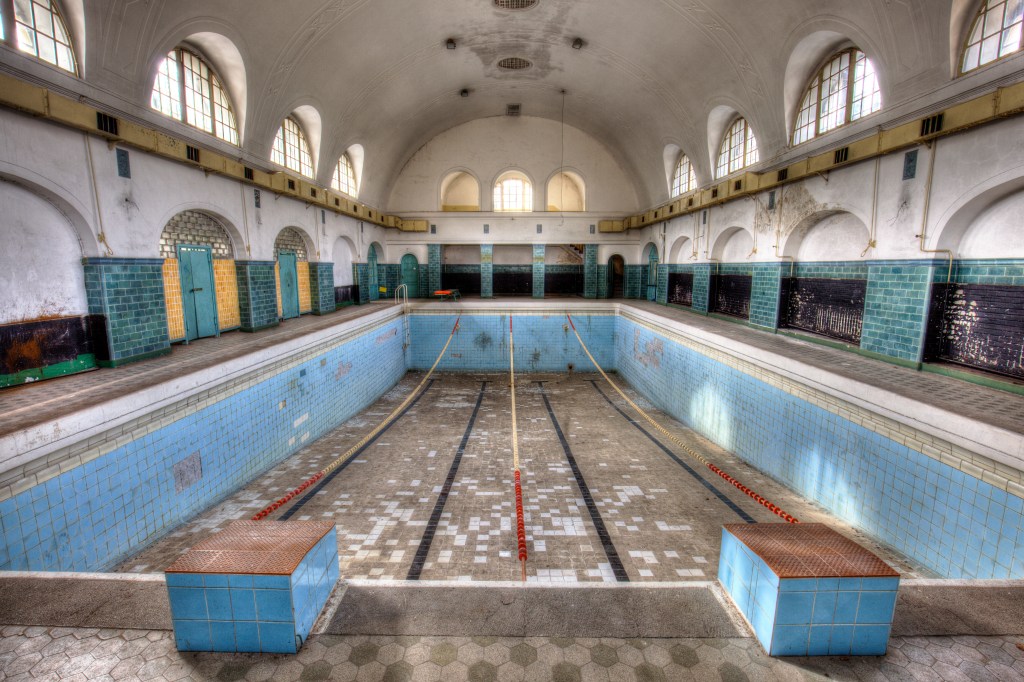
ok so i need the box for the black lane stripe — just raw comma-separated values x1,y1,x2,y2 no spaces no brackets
537,381,629,582
278,379,436,520
407,381,488,580
588,380,756,524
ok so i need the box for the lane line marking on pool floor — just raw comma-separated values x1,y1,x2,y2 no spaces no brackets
408,381,489,580
536,381,629,582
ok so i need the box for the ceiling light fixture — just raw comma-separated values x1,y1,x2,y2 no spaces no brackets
446,38,457,49
571,38,584,50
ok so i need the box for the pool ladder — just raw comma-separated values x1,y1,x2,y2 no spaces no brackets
395,284,411,354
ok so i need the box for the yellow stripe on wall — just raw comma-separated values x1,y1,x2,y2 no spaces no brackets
214,259,240,330
163,259,186,341
275,262,282,318
297,261,311,313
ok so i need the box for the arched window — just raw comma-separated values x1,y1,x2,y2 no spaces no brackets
271,116,314,178
546,171,585,211
671,154,697,197
151,47,239,144
8,0,77,73
716,118,759,178
793,48,882,145
961,0,1023,73
493,171,533,212
332,153,358,197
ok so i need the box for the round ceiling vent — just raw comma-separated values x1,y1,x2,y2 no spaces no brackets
497,56,532,70
493,0,538,9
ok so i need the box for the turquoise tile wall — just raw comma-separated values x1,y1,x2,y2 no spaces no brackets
427,245,442,294
584,245,599,299
614,315,1024,579
750,263,784,330
861,260,940,362
309,262,335,315
950,259,1024,285
692,264,711,313
656,265,669,304
235,261,279,330
793,262,869,280
83,258,170,362
0,317,407,572
532,244,545,298
353,264,370,304
480,245,493,298
597,265,609,299
624,265,645,299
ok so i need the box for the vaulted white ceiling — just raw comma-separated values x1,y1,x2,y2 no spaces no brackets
35,1,998,209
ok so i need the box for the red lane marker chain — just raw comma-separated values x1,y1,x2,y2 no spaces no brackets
565,313,799,524
510,315,528,581
252,315,462,521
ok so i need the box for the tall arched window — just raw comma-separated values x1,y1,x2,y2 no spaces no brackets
716,118,759,178
793,48,882,145
493,171,533,212
961,0,1023,73
151,47,239,145
8,0,77,73
671,154,697,197
332,153,358,197
271,116,314,178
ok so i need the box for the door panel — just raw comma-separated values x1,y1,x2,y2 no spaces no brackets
178,245,218,341
280,252,300,319
400,254,419,298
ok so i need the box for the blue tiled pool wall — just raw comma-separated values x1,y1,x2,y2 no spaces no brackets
719,529,898,656
615,316,1024,579
407,314,616,373
167,529,340,653
0,319,406,572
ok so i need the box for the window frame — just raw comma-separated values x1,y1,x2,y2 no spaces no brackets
492,171,534,212
715,117,759,179
150,46,239,145
792,47,882,146
8,0,78,74
960,0,1024,74
332,152,359,198
670,153,697,197
271,115,315,179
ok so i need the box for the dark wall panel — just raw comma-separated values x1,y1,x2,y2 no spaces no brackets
493,271,533,296
441,269,481,296
668,272,693,307
926,283,1024,379
711,275,751,319
544,272,583,296
783,278,866,344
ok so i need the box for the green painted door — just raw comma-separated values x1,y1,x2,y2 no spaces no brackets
177,245,218,341
400,254,419,298
279,252,300,319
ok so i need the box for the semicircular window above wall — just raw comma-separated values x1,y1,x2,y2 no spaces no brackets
792,48,882,145
716,118,759,178
670,154,697,197
271,116,314,178
8,0,77,73
493,171,533,212
332,153,358,198
151,47,239,145
961,0,1023,73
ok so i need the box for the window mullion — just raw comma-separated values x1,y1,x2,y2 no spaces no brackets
846,50,856,125
176,50,186,123
1,0,16,46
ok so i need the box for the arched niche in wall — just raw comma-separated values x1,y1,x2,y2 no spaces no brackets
440,171,480,211
332,236,355,286
783,210,870,261
956,189,1024,258
668,235,693,263
546,170,586,212
712,227,755,262
274,226,313,262
159,210,237,260
0,178,89,324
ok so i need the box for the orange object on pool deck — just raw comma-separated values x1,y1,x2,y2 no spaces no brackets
433,289,461,300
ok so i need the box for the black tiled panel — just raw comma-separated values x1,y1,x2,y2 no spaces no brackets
668,272,694,307
494,272,533,296
782,278,866,344
441,271,482,296
711,274,751,320
926,283,1024,379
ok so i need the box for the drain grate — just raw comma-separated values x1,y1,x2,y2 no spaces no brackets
497,56,532,70
493,0,538,9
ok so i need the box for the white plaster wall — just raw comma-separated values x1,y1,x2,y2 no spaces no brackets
0,181,88,324
717,229,756,262
387,117,640,213
443,245,480,264
958,190,1024,259
795,213,871,261
332,237,355,285
493,245,533,265
545,246,583,265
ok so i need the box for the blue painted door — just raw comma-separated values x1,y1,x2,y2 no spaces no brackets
279,252,300,319
177,245,218,341
400,254,419,298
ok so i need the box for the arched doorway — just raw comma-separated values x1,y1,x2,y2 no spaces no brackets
274,227,310,320
607,255,624,299
400,253,419,297
367,243,382,301
160,210,235,341
644,242,659,301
